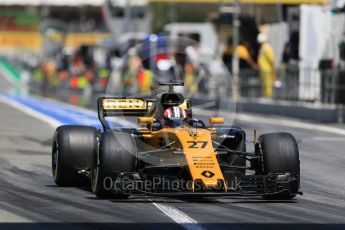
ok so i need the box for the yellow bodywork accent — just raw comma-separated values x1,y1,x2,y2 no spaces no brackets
138,117,154,124
178,128,225,189
209,117,225,125
143,127,226,191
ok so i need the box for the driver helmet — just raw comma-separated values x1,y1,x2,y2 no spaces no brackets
164,106,187,128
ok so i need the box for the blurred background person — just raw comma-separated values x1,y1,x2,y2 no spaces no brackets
185,43,200,93
237,41,258,71
222,39,258,73
257,33,276,98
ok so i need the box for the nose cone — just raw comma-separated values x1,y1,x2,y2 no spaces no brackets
176,128,226,191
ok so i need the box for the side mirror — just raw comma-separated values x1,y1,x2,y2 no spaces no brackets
209,117,224,125
138,117,154,124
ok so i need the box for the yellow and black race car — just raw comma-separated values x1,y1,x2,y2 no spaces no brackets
52,82,301,200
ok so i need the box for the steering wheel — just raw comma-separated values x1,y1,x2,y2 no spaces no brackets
188,119,206,129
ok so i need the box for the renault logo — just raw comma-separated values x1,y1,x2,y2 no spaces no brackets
201,171,215,178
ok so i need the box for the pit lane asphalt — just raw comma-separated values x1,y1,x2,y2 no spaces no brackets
1,95,345,230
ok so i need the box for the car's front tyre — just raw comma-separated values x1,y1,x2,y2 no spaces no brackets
256,132,300,200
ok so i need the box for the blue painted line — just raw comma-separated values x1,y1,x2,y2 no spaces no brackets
1,93,127,129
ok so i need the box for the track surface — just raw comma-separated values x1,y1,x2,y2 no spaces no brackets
1,88,345,229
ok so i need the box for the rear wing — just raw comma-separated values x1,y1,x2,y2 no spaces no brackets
98,97,153,129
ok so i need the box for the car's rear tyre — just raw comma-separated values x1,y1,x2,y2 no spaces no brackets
91,131,137,199
256,132,300,200
52,125,97,187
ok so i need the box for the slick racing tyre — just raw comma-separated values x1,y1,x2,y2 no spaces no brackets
52,125,97,186
91,131,137,199
256,132,300,200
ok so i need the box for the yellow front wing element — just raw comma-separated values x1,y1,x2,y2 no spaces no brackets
148,127,226,191
178,128,226,191
142,127,226,191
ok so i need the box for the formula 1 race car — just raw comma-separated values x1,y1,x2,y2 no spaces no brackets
52,82,301,199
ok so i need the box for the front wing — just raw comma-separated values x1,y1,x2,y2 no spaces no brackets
111,173,301,197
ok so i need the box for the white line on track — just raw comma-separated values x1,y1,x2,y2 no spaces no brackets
0,95,62,128
0,209,31,223
32,95,135,127
236,113,345,136
151,201,205,230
